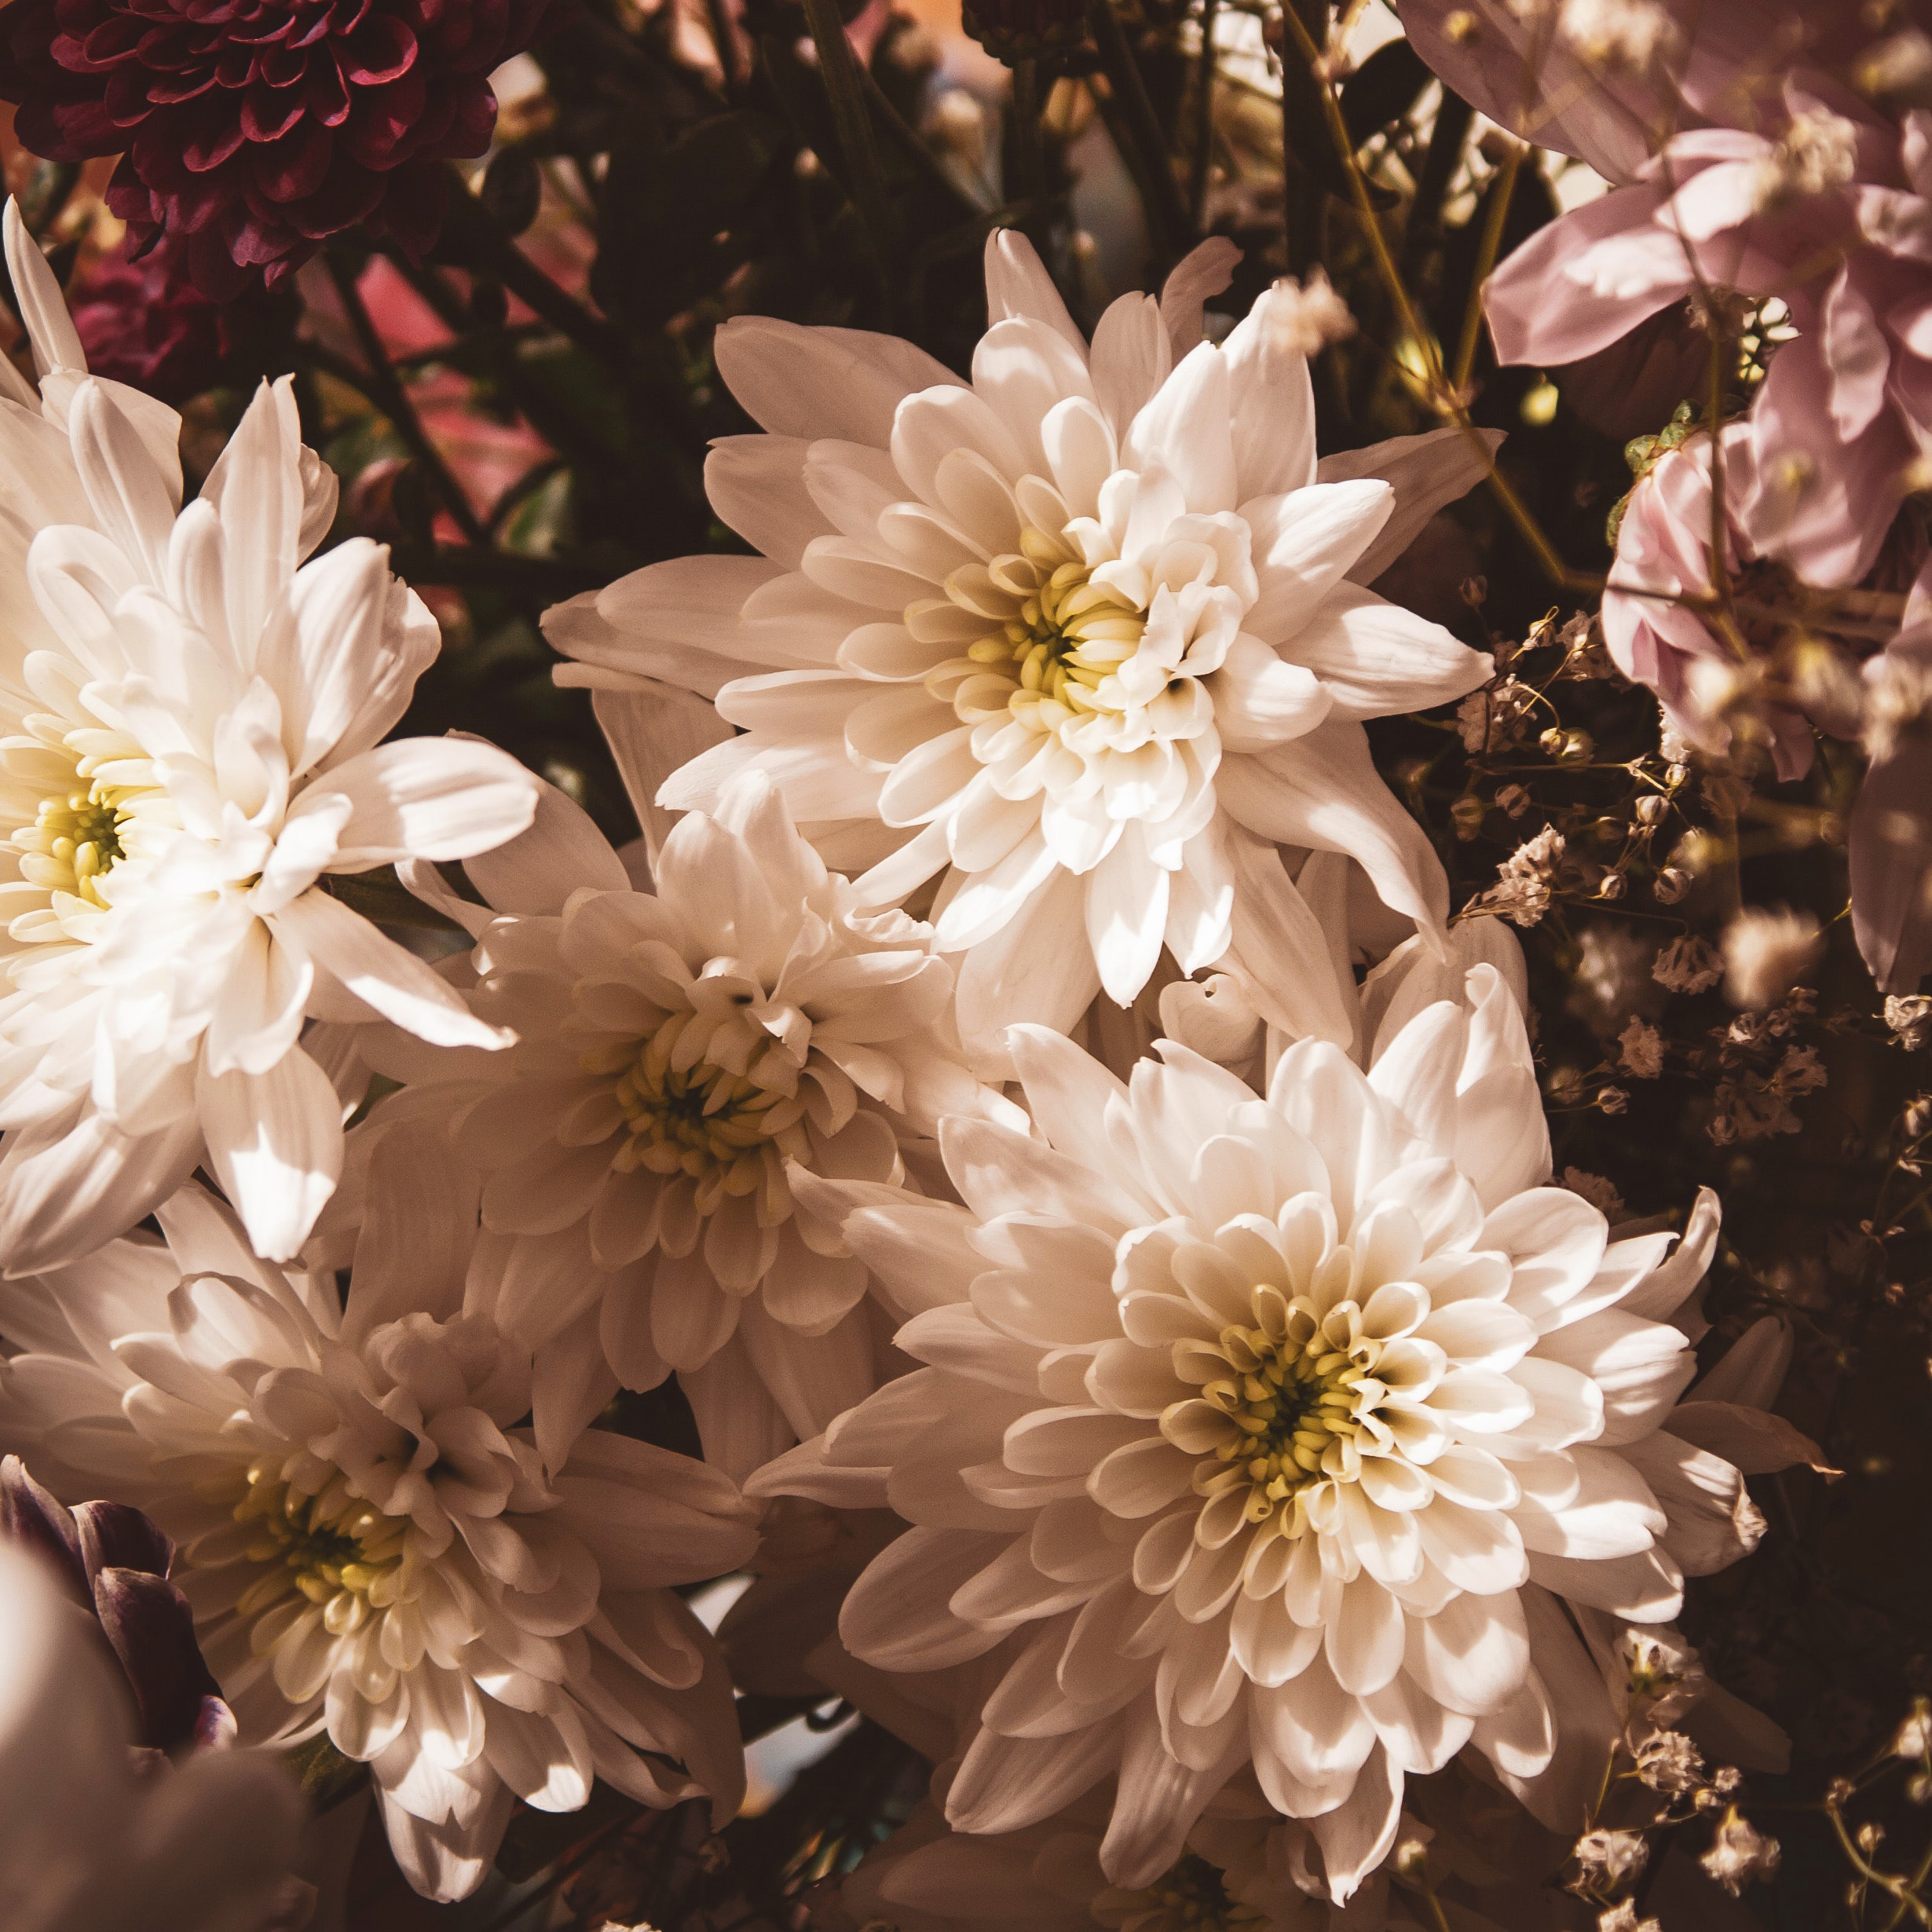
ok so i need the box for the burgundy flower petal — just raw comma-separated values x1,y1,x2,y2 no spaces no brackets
90,1564,225,1754
194,1693,240,1752
0,1454,88,1602
73,1497,176,1581
0,0,549,284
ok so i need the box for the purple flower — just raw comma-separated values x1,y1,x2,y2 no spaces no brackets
0,1454,231,1755
0,0,549,297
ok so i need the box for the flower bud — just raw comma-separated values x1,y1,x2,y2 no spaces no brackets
1635,794,1668,825
961,0,1089,62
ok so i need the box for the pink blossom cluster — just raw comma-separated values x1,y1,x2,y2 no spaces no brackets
1406,0,1932,993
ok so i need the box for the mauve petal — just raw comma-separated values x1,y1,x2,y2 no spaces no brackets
74,1497,176,1582
195,1693,240,1752
1850,693,1932,997
92,1565,225,1751
1485,183,1692,370
0,1455,88,1602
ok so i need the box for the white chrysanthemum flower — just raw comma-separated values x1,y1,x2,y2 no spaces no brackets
0,1179,759,1902
0,203,539,1271
844,1784,1400,1932
751,975,1782,1896
546,233,1495,1058
0,1539,306,1932
360,764,1019,1477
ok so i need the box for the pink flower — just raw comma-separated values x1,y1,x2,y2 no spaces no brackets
1852,568,1932,993
1484,79,1928,587
1603,427,1932,994
1600,423,1813,781
1400,0,1871,185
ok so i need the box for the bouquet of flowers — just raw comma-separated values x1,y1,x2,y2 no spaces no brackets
0,0,1923,1926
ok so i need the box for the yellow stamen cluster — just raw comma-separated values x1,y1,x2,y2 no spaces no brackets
228,1463,407,1638
957,532,1145,723
1182,1310,1365,1524
584,1009,805,1212
13,780,130,906
1100,1853,1267,1932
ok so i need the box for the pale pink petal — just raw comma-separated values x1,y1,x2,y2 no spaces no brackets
196,1045,344,1261
271,887,510,1050
312,736,539,869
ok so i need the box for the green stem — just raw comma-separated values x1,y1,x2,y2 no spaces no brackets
385,542,615,598
1450,138,1521,396
1190,0,1221,232
439,169,628,368
324,251,488,547
1397,88,1473,290
798,0,901,291
1012,56,1048,242
1279,0,1330,276
860,61,989,217
377,247,625,481
1086,0,1191,259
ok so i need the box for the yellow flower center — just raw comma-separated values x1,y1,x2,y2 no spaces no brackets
13,779,133,908
1164,1307,1367,1527
225,1463,408,1639
1097,1853,1265,1932
582,1008,809,1211
935,526,1146,730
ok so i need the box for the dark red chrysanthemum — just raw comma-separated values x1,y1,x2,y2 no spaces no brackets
69,230,231,399
0,0,548,298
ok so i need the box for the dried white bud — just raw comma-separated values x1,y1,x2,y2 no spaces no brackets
1598,1903,1663,1932
1633,1728,1707,1796
1863,643,1932,762
1894,1700,1932,1759
1700,1809,1780,1895
1619,1018,1665,1078
1654,934,1724,994
1855,29,1932,100
1722,906,1823,1010
1574,1828,1650,1890
1261,269,1356,359
1887,994,1932,1052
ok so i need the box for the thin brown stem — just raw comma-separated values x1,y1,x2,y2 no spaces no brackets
1087,0,1191,258
1190,0,1221,232
1012,56,1047,243
800,0,901,295
1275,2,1594,592
440,168,628,367
323,251,487,547
1451,138,1522,395
1828,1801,1932,1927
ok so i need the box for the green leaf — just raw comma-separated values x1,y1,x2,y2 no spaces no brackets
285,1733,366,1808
1341,38,1433,147
494,1779,646,1884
